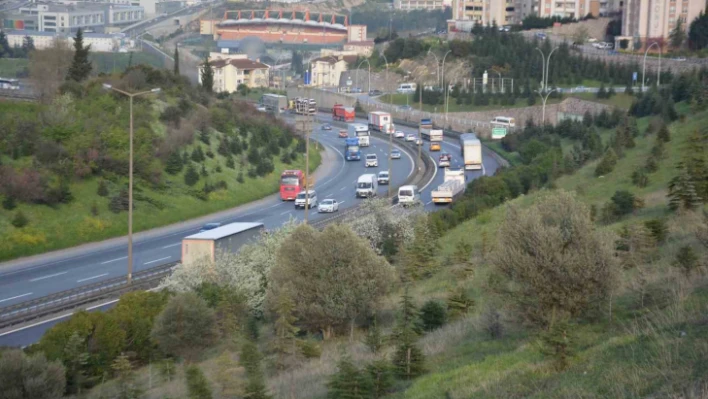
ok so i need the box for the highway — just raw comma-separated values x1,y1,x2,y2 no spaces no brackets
0,111,500,347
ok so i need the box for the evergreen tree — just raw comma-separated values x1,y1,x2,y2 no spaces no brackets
327,355,372,399
596,84,607,99
595,148,618,176
218,138,230,157
11,210,29,228
670,17,686,49
673,245,700,275
173,46,180,75
271,291,299,363
447,287,475,320
63,332,89,395
66,28,92,82
127,51,133,69
1,195,15,210
668,164,702,210
391,289,425,380
200,164,208,178
185,365,213,399
631,168,650,187
540,319,575,371
97,179,109,197
366,360,394,399
226,156,236,169
112,353,143,399
420,300,448,331
239,340,271,399
689,11,708,50
165,151,184,175
402,217,439,279
0,31,11,57
184,163,199,186
22,35,35,55
364,316,384,354
201,56,214,93
657,123,671,142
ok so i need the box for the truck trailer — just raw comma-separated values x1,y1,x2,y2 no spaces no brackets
332,104,355,122
262,93,288,113
181,222,265,266
368,111,392,132
459,133,483,170
431,168,466,204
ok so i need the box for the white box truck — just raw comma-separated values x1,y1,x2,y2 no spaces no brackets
181,222,264,266
355,174,377,198
368,111,392,132
459,133,482,170
348,123,370,147
431,168,466,204
420,128,443,141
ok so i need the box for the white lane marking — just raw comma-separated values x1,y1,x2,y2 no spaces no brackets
77,273,109,283
482,162,486,176
0,292,33,303
29,272,67,282
420,153,439,192
144,256,171,265
101,256,127,264
426,200,433,205
340,187,347,191
280,210,291,216
338,201,346,204
327,193,334,197
162,243,181,249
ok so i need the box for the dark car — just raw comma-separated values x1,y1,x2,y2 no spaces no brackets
199,222,221,233
369,90,383,96
321,124,332,131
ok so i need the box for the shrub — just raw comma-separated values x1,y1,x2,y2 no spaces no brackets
657,123,671,142
298,339,322,359
631,168,649,187
206,149,215,159
151,292,217,361
185,365,213,399
200,164,208,177
611,190,637,216
673,245,700,275
419,300,448,331
90,201,99,216
184,163,199,186
236,171,244,183
96,179,109,197
247,167,257,179
595,148,618,176
483,307,504,339
226,156,235,169
108,189,130,213
2,195,16,210
0,350,66,399
644,218,668,243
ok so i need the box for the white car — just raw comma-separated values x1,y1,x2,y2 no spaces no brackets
394,130,406,139
317,199,339,213
295,190,317,209
377,171,390,185
365,153,378,167
391,149,402,159
406,134,416,142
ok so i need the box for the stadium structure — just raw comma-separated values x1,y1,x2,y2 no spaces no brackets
201,9,354,46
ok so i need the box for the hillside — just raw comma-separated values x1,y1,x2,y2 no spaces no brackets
0,66,320,261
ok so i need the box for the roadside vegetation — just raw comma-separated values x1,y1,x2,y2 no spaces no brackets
0,35,320,261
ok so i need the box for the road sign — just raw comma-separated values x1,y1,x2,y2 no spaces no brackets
492,127,507,139
633,72,637,81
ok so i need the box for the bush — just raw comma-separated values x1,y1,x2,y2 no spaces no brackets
185,365,213,399
298,339,322,359
226,156,235,169
631,168,649,187
644,218,668,243
0,349,66,399
206,149,215,159
151,292,217,361
483,307,504,339
419,300,448,331
673,245,700,275
247,167,257,179
595,148,618,176
236,171,244,183
184,163,199,186
611,190,637,216
2,195,16,210
97,179,109,196
108,188,130,213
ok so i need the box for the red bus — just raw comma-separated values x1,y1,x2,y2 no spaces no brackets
280,170,305,200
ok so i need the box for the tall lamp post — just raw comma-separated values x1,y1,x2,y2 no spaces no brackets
427,50,440,87
102,84,161,284
534,46,558,124
441,50,452,126
380,53,393,197
642,41,662,93
356,59,371,93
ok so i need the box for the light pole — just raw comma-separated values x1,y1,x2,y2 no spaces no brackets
102,84,161,284
441,50,452,126
642,41,662,93
380,53,393,197
495,71,502,93
427,50,440,87
356,59,371,93
534,46,558,125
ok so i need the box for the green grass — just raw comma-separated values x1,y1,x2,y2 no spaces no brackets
569,92,636,109
556,78,605,88
0,58,28,78
0,138,321,261
379,93,563,113
0,53,168,79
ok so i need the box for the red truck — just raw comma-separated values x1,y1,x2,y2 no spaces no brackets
332,104,355,122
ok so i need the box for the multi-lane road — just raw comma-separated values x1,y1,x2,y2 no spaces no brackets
0,111,500,347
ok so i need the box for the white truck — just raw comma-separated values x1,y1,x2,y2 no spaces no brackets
355,174,377,198
420,128,443,142
348,123,370,147
368,111,392,132
459,133,482,170
431,169,466,204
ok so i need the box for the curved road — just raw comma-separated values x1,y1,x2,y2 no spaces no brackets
0,111,500,347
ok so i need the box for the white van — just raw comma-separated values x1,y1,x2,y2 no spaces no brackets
295,190,318,209
397,185,420,205
356,174,377,198
397,83,417,94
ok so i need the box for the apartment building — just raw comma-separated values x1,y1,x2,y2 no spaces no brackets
395,0,451,11
5,2,144,33
451,0,518,25
309,54,358,87
622,0,703,44
532,0,594,18
198,54,271,92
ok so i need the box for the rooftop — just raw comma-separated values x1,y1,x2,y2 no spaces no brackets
311,55,358,64
184,222,264,240
204,57,270,70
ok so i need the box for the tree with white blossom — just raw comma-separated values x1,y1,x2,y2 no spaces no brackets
346,198,420,258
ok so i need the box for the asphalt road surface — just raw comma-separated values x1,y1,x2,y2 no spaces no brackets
0,111,500,347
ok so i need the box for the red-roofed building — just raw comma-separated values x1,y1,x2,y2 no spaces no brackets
198,53,271,92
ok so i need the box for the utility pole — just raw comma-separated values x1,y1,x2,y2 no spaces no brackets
296,99,314,224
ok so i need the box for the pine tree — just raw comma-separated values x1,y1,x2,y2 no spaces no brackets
403,217,439,279
391,289,425,380
185,365,213,399
668,166,702,211
97,179,109,197
366,360,394,399
673,245,700,275
184,163,199,186
200,164,208,178
239,340,271,399
2,195,16,210
540,319,575,371
657,123,671,142
226,156,236,169
364,316,384,354
327,355,372,399
271,291,299,362
66,28,92,82
595,148,618,176
173,46,180,75
112,353,143,399
201,56,214,93
215,352,244,397
447,287,475,320
0,31,11,57
63,332,89,394
165,151,184,175
11,210,28,228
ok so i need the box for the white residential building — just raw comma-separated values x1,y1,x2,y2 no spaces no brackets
198,53,271,92
4,29,130,52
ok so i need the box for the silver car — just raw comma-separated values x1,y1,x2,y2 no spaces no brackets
391,149,402,159
317,199,339,213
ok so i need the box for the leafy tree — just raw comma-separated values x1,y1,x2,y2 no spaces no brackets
165,151,184,175
391,290,425,379
327,355,372,399
492,190,618,326
151,292,217,361
540,319,575,371
201,56,214,93
173,46,180,75
186,365,213,399
673,245,700,275
0,349,66,399
239,340,271,399
112,353,142,399
97,179,109,197
184,163,199,186
66,28,92,82
419,300,447,331
269,224,395,339
366,360,395,399
595,148,618,176
670,18,687,49
11,210,29,228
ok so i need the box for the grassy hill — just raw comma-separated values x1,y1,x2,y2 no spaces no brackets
0,67,320,261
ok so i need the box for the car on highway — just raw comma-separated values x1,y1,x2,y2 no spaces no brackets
365,153,378,167
199,222,221,232
321,124,332,130
438,153,451,167
338,130,348,138
416,138,423,146
377,171,390,185
574,86,586,93
369,89,383,96
430,142,441,151
535,32,546,39
391,149,402,159
317,199,339,213
352,87,363,93
399,105,413,111
394,130,405,138
673,57,687,61
295,190,318,209
406,134,416,142
256,106,267,112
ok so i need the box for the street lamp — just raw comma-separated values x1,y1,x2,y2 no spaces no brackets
356,59,371,93
494,71,502,93
427,50,440,87
102,83,161,284
642,41,662,93
534,46,558,124
441,50,452,126
380,53,393,197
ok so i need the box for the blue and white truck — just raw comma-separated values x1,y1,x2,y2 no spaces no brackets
344,137,361,161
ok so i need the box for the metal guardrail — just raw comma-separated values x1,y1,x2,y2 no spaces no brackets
0,263,177,330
